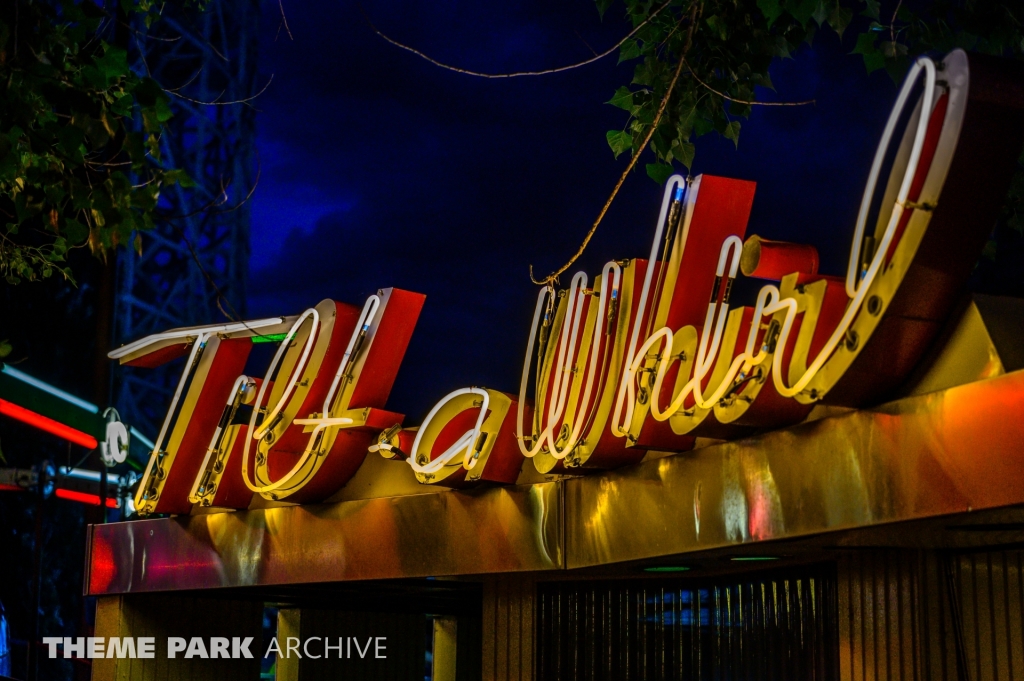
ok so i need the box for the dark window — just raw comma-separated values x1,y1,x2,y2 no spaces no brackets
536,565,837,681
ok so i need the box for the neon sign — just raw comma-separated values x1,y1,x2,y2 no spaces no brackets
113,49,1024,513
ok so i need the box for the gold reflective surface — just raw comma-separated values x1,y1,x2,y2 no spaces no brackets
90,369,1024,593
566,369,1024,569
89,481,562,594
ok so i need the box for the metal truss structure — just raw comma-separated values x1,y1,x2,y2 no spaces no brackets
112,1,259,441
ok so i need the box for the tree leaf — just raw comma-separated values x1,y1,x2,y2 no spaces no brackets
724,120,742,148
596,0,613,20
608,86,635,111
788,0,820,27
705,15,728,41
606,130,633,159
758,0,783,27
646,162,676,185
618,39,641,63
672,140,696,169
829,5,854,39
812,1,829,27
860,0,881,20
163,169,196,188
95,43,129,82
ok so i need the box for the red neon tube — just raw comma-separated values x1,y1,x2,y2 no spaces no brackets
0,398,98,449
55,489,119,508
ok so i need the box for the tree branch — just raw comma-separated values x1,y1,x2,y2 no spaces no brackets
277,0,294,41
360,0,674,79
685,58,815,106
166,74,273,106
530,3,701,286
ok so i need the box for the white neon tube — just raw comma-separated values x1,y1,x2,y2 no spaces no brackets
615,237,745,422
1,365,100,413
516,286,559,458
129,427,156,452
250,308,320,442
59,467,124,486
607,57,940,427
690,236,743,409
548,261,621,459
262,295,386,488
610,175,688,437
151,332,208,456
4,357,161,457
188,374,251,502
768,55,938,398
407,388,490,475
108,317,287,360
542,272,589,449
320,295,381,418
242,308,320,492
136,331,210,499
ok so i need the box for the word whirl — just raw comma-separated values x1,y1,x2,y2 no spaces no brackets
113,49,1024,511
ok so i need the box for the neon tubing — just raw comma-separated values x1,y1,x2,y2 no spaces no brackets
548,261,621,459
108,317,286,360
138,332,210,499
2,365,156,456
2,365,99,414
0,399,98,449
59,466,127,486
610,175,688,437
615,237,744,423
516,286,558,458
55,489,119,508
690,236,744,409
608,57,939,427
320,295,381,418
250,309,320,442
188,375,251,502
542,272,589,451
517,266,618,459
261,295,386,493
243,307,320,493
129,427,156,452
408,388,490,474
767,56,938,398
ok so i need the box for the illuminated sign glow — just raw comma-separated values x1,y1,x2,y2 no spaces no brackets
111,50,1024,513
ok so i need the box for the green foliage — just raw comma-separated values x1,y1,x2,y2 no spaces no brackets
0,0,201,284
600,0,1023,181
850,2,1023,82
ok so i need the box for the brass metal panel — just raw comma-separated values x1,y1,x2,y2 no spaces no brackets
904,297,1006,397
88,482,562,594
565,370,1024,569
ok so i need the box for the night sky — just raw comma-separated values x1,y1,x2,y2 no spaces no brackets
247,0,899,422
